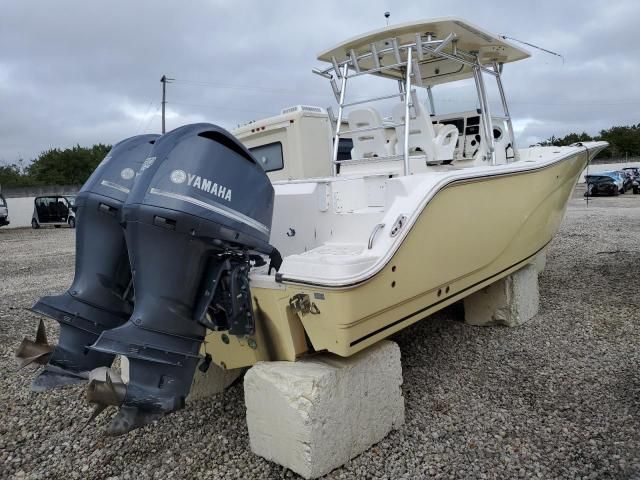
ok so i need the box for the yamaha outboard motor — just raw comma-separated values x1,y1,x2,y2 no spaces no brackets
86,124,279,435
20,135,159,390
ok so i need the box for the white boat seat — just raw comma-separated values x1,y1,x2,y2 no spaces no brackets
280,243,379,279
348,108,396,159
391,102,459,164
432,124,459,160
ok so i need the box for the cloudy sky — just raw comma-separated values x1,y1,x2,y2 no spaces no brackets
1,0,638,164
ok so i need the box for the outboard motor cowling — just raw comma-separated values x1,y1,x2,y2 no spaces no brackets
24,135,159,390
88,124,277,435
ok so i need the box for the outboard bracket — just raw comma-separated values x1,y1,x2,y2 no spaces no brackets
194,253,256,336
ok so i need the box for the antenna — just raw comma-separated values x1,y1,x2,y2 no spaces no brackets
384,11,390,26
500,35,565,64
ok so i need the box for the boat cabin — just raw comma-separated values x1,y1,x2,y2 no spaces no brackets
234,17,530,181
233,105,335,181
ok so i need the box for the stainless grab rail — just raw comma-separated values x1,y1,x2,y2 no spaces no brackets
368,223,385,249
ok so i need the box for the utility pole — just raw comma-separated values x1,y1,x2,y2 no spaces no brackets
160,75,174,134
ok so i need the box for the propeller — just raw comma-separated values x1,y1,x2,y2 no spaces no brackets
15,319,53,369
83,371,127,430
82,369,162,435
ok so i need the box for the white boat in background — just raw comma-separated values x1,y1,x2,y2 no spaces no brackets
213,17,608,366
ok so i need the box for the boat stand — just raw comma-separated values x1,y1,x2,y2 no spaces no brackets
464,259,542,328
244,340,405,479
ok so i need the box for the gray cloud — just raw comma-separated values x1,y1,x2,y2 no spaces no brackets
1,0,638,163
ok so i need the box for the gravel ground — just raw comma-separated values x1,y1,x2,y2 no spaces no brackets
1,188,639,480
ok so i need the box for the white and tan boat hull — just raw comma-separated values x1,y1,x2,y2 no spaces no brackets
204,143,605,368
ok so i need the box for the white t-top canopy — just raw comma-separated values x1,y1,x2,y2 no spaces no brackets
317,17,530,85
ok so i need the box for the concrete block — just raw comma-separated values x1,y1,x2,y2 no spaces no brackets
244,340,404,479
530,250,547,274
187,363,243,403
464,264,539,327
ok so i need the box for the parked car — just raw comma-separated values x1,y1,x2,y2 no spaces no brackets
0,193,9,227
618,170,634,192
621,166,639,179
31,195,76,229
621,167,640,193
584,173,622,196
611,171,627,193
604,171,626,193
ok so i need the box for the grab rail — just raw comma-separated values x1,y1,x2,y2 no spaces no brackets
368,223,385,249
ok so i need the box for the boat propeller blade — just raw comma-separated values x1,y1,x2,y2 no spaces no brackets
81,404,109,431
17,352,50,370
15,319,53,369
83,371,163,436
86,371,126,408
82,371,127,431
35,317,48,344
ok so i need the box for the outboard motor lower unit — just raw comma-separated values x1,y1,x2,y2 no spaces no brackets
22,135,159,390
88,124,278,434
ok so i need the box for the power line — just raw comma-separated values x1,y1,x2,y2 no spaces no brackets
135,100,155,134
172,79,328,98
169,101,278,116
143,105,161,133
171,78,638,107
512,100,640,106
428,98,640,107
170,78,637,109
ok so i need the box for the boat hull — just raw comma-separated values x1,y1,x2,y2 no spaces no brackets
204,144,599,368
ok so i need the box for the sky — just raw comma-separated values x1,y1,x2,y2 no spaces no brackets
1,0,638,164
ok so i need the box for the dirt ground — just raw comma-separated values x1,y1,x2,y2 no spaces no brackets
0,186,639,479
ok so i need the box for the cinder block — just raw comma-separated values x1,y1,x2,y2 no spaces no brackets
530,250,547,274
464,264,539,327
244,340,405,479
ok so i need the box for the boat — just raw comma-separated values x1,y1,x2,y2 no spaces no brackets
18,17,607,433
211,17,608,365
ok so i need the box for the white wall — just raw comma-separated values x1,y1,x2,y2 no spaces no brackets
4,197,36,228
579,163,640,183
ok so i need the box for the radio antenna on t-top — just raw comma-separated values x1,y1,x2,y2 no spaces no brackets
500,34,565,64
384,11,390,26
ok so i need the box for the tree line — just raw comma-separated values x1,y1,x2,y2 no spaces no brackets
0,144,111,188
1,123,638,188
538,124,640,158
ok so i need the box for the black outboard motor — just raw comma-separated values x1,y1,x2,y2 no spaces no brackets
87,124,279,435
23,135,159,390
